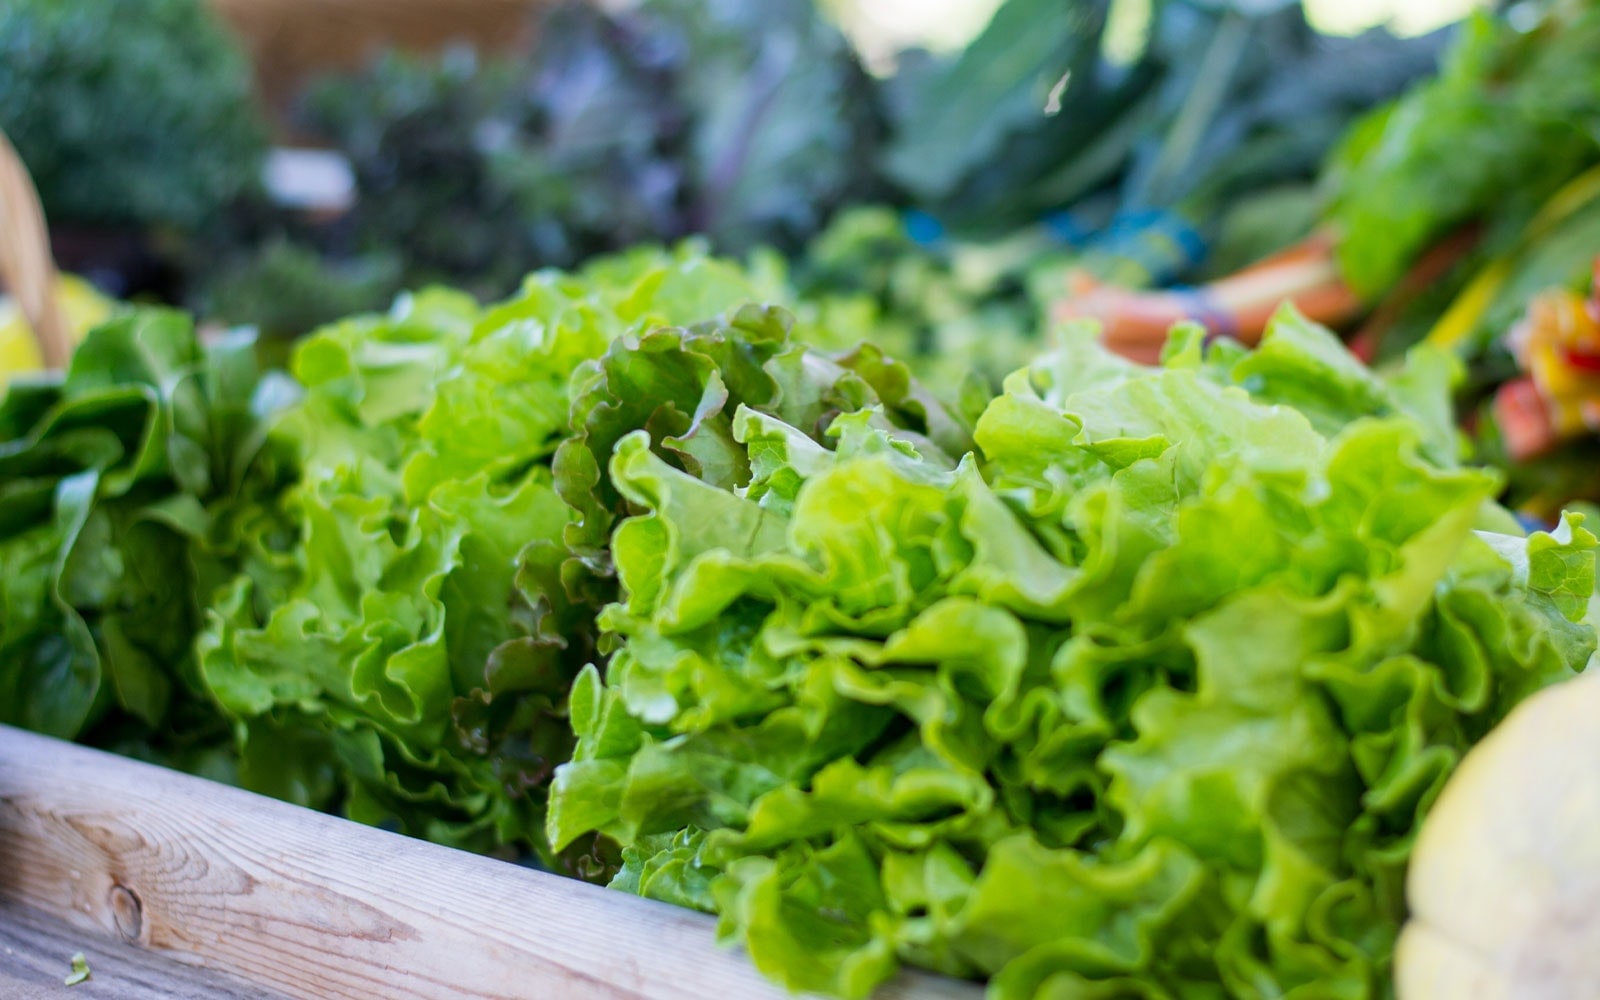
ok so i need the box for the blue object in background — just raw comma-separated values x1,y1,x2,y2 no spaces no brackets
900,205,1210,292
1042,210,1091,247
902,209,947,249
1515,511,1555,535
1087,208,1209,286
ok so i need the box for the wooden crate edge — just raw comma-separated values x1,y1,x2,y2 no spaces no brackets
0,725,977,1000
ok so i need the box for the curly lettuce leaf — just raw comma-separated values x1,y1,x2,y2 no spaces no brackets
550,310,1595,999
197,248,968,862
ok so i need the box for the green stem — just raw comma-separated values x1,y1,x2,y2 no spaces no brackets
1137,9,1252,208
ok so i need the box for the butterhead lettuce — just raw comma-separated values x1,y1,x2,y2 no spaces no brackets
0,308,288,776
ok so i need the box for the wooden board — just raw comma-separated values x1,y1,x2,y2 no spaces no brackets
0,900,289,1000
0,726,981,1000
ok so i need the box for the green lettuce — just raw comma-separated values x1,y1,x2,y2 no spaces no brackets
0,308,287,774
548,307,1595,998
13,259,1592,1000
196,247,969,862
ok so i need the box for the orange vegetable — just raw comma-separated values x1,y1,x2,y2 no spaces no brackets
1053,230,1365,364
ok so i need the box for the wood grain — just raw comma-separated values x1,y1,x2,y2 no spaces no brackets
0,899,288,999
0,726,981,1000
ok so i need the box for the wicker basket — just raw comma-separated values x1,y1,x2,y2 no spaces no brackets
207,0,547,122
0,127,69,371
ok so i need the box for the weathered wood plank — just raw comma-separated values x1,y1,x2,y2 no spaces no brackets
0,726,981,1000
0,899,289,999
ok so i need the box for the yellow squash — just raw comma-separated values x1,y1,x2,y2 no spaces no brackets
0,274,114,382
1397,668,1600,1000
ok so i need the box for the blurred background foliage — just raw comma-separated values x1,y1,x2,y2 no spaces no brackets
18,0,1600,517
